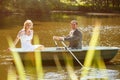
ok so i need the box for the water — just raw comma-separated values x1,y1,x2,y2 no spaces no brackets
0,13,120,80
43,68,119,80
5,65,120,80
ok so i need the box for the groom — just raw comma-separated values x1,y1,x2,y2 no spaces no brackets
53,20,82,49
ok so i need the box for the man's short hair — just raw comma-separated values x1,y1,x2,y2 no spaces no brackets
71,20,78,25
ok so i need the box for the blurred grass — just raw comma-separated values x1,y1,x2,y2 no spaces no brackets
7,36,26,80
63,53,78,80
34,35,44,80
81,21,107,79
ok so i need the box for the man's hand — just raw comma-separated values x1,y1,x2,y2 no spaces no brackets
53,36,64,41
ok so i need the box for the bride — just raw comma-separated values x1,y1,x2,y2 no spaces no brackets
12,20,44,51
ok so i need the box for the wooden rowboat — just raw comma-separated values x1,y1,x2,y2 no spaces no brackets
10,46,119,65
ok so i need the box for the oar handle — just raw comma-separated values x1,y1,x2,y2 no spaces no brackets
61,41,67,50
54,40,58,47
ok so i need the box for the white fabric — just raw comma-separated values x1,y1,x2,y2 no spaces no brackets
69,30,75,37
17,29,40,51
61,30,75,41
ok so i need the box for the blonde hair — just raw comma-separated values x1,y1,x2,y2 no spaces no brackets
23,20,33,29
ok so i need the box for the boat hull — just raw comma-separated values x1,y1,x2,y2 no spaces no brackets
10,46,119,66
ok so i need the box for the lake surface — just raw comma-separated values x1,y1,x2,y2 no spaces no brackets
0,13,120,80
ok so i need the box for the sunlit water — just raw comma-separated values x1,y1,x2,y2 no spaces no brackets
0,14,120,80
44,68,119,80
3,64,120,80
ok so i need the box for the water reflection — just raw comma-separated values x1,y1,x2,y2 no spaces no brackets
44,68,119,80
79,67,119,80
5,64,120,80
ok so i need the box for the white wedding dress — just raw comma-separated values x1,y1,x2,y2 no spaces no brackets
17,29,39,51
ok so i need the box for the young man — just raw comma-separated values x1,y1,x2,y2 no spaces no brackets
53,20,82,49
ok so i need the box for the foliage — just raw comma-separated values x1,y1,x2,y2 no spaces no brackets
0,0,120,16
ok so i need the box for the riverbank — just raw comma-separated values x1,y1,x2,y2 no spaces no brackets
51,10,120,16
0,10,120,17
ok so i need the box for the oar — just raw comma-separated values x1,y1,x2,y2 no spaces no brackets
54,40,58,47
61,41,84,67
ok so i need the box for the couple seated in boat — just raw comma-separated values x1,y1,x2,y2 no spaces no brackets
10,19,82,51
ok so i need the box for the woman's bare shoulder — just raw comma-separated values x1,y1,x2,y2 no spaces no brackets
18,29,24,34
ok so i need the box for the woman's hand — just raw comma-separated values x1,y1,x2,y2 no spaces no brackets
6,48,11,52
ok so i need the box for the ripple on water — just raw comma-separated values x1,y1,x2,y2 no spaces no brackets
43,68,119,80
44,71,67,80
78,67,119,80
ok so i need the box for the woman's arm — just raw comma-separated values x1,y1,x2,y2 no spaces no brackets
13,30,22,47
7,36,20,51
13,37,20,47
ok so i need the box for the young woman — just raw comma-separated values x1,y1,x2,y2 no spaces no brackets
12,20,44,51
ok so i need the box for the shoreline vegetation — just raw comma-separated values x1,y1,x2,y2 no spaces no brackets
0,0,120,17
51,10,120,16
0,10,120,17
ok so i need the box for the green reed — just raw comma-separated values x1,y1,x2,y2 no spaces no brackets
63,53,78,80
7,36,26,80
81,21,108,80
33,35,44,80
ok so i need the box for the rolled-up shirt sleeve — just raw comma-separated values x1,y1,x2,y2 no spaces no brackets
64,35,79,41
64,30,81,42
